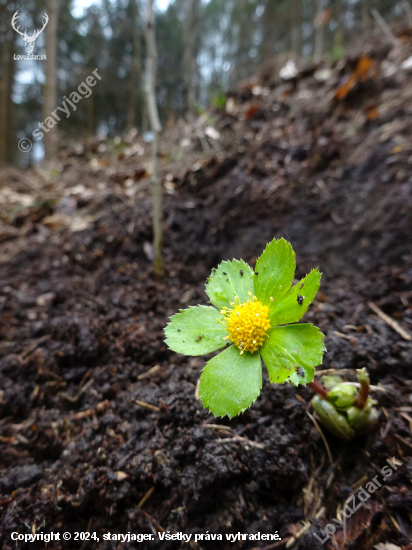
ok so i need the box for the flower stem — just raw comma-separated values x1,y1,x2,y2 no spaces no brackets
354,368,370,409
308,378,329,399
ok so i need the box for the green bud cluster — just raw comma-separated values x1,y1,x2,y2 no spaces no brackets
312,369,379,440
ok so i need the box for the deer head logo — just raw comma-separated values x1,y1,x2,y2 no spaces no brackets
11,11,49,54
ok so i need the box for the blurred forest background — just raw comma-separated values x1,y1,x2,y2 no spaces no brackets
0,0,405,166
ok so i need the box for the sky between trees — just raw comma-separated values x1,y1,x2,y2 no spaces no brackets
0,0,404,166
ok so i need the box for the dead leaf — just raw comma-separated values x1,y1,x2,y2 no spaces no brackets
245,105,260,119
365,106,379,120
114,471,129,481
334,56,372,100
205,126,220,140
143,241,154,260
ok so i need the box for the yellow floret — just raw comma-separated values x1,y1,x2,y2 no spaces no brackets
220,296,271,354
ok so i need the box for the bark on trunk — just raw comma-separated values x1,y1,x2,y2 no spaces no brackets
314,0,325,62
43,0,59,160
183,0,198,115
128,0,143,130
145,0,163,278
0,40,10,165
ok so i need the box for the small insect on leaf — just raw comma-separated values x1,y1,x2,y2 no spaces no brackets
297,294,303,305
195,334,204,342
296,367,305,377
239,270,243,276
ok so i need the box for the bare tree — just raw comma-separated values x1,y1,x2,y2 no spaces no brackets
128,0,143,130
43,0,59,160
314,0,329,62
0,38,10,164
145,0,163,277
0,2,15,166
291,0,301,58
183,0,199,115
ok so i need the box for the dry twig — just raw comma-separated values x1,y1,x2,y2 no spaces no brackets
368,302,411,341
137,365,160,380
137,486,155,508
216,435,265,449
306,410,333,466
135,399,160,412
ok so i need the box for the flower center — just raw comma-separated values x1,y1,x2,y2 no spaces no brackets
220,294,271,354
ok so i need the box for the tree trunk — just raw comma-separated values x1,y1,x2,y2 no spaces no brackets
291,0,300,58
43,0,59,160
0,39,9,165
6,44,16,164
87,90,94,136
183,0,199,115
128,0,143,130
314,0,325,62
145,0,163,278
362,0,370,32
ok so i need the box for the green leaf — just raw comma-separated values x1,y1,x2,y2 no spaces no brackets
261,324,325,386
205,259,254,310
164,305,228,356
269,269,321,326
254,238,296,306
199,345,262,418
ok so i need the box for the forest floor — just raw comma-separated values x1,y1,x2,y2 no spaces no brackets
1,32,412,550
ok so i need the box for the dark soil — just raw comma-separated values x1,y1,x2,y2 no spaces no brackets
1,39,412,550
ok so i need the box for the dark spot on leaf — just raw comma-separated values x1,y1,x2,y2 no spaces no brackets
239,270,243,276
297,294,303,305
255,272,259,275
177,329,181,332
195,334,204,342
300,282,304,289
223,272,227,275
296,367,305,377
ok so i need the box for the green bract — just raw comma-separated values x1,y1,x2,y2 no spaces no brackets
164,238,325,418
